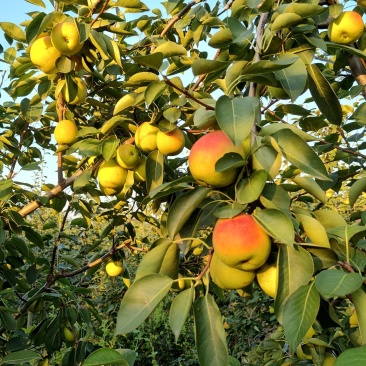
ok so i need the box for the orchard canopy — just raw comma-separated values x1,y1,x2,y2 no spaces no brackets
0,0,366,365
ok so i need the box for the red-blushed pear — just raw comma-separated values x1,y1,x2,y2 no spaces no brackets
30,36,61,74
328,11,364,45
51,21,84,56
213,213,271,271
188,130,245,188
135,122,159,153
54,119,78,145
210,252,255,290
97,159,127,195
156,127,185,156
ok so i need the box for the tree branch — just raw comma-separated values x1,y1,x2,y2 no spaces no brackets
160,0,205,38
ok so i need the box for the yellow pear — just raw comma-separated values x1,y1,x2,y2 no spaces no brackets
30,36,61,74
328,11,364,45
135,122,159,153
105,260,124,277
97,159,127,194
54,119,78,145
210,252,256,290
156,127,185,156
51,21,84,56
256,262,278,298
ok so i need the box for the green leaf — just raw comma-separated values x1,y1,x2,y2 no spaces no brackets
275,245,314,323
26,0,46,7
0,22,26,42
315,270,363,298
350,102,366,126
0,309,16,331
0,179,13,201
73,169,93,192
146,150,164,193
280,3,326,17
26,11,46,43
167,187,211,240
113,94,137,115
102,136,120,161
292,175,328,204
169,286,194,342
283,282,320,352
135,239,179,280
2,350,42,365
349,177,366,206
132,53,164,70
216,96,259,146
351,288,366,345
307,64,342,126
192,59,230,76
115,273,173,334
83,348,129,366
76,138,103,157
271,13,303,31
253,208,294,246
237,170,267,204
145,81,167,105
273,129,330,181
194,294,228,366
215,152,246,172
152,41,187,58
274,54,307,102
335,346,366,366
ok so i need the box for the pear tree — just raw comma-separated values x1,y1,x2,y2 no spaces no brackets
0,0,366,365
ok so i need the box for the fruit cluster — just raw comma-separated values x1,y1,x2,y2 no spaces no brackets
210,213,276,294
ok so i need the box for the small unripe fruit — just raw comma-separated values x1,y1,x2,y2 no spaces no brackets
116,144,140,169
105,260,124,277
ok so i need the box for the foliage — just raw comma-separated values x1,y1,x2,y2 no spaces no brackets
0,0,366,365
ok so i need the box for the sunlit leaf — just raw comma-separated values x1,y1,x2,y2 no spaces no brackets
216,95,259,146
253,208,294,246
83,348,128,366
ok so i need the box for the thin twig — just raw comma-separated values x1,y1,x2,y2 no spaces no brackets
90,0,109,27
160,0,205,38
162,75,215,110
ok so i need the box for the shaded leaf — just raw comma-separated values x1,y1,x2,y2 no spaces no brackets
83,348,128,366
275,245,314,323
115,274,173,334
192,59,230,76
146,150,164,193
307,64,342,126
194,294,228,366
352,288,366,346
167,187,211,240
169,286,194,342
315,270,363,298
283,283,320,352
349,177,366,206
273,129,330,181
237,170,267,204
2,350,42,365
335,346,366,366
